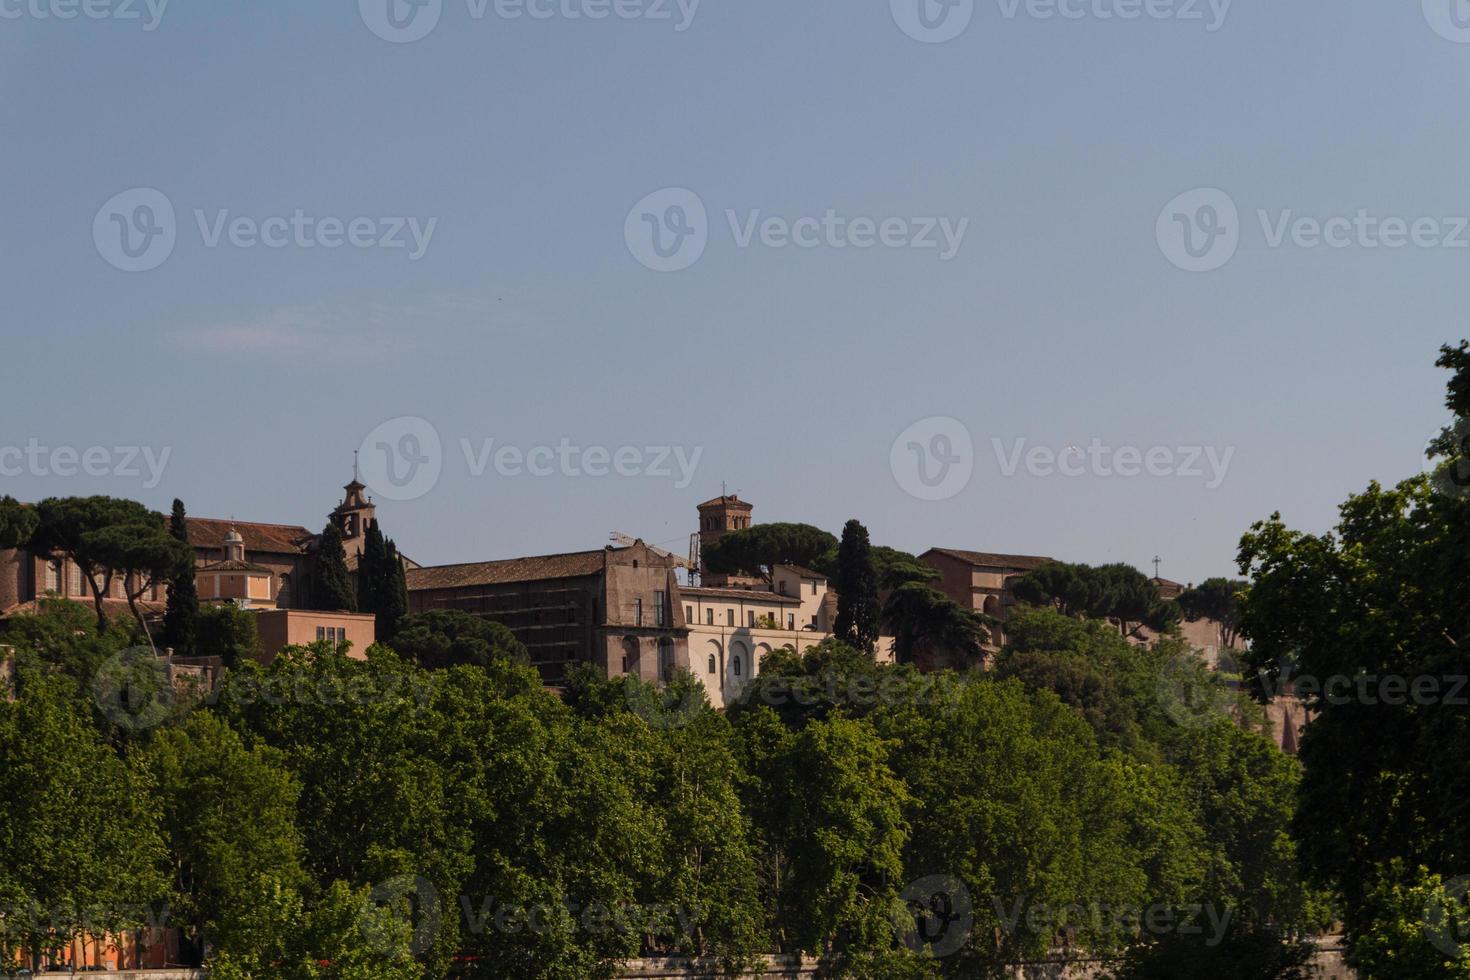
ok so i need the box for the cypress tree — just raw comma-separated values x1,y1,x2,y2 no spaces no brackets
162,499,199,654
357,520,387,615
313,522,357,612
834,519,881,654
377,539,410,641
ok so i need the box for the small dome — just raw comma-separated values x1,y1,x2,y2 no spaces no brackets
225,529,244,544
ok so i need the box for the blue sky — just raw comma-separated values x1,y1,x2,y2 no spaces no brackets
3,0,1468,584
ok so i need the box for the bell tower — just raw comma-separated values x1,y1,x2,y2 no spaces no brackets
331,454,377,560
224,527,245,563
697,492,756,588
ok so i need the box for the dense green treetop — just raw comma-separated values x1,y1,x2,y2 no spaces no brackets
700,522,838,582
834,519,881,654
311,521,357,613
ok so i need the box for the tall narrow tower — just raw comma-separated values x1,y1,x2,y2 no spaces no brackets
697,493,757,588
331,466,377,561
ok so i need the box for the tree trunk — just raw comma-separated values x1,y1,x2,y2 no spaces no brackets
126,572,158,653
85,567,111,633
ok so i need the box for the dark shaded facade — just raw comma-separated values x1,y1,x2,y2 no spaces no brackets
406,540,688,684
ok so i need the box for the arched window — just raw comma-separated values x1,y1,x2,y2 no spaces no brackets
708,654,717,674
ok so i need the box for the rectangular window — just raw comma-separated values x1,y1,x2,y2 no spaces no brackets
727,609,735,627
747,611,756,627
811,581,818,596
685,605,694,623
69,564,82,595
635,599,644,627
788,614,795,630
44,562,59,592
655,591,667,627
705,608,714,625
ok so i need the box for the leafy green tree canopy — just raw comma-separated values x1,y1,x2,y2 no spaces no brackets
1176,577,1247,649
391,608,529,670
162,499,200,655
701,522,837,582
882,582,990,670
834,519,881,654
312,521,357,612
0,496,37,549
1013,560,1179,638
29,496,191,636
1234,342,1470,976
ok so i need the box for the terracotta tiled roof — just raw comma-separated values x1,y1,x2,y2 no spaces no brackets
188,518,314,556
680,586,803,605
199,559,273,574
697,495,752,510
347,551,421,573
923,548,1055,571
407,549,612,591
1151,577,1187,598
777,564,827,581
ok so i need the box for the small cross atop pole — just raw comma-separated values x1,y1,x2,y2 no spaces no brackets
353,450,360,483
1153,556,1162,579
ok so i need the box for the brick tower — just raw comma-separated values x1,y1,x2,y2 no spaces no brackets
697,494,758,588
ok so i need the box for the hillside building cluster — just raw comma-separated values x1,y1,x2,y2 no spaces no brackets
0,478,1233,715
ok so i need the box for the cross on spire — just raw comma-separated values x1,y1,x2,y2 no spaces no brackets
1153,555,1162,579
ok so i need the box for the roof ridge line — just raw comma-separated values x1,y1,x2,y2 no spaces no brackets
410,546,626,572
